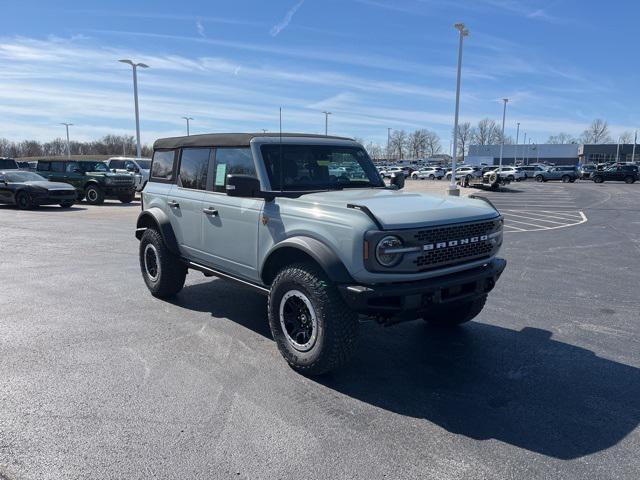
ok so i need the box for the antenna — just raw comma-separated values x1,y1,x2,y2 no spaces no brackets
279,108,283,193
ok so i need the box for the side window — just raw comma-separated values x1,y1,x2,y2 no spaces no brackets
110,160,124,169
178,148,210,190
124,161,137,170
38,161,50,171
213,148,256,193
66,162,79,173
150,150,177,182
51,162,65,173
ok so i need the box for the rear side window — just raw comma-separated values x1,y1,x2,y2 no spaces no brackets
213,148,255,193
110,160,125,169
51,162,65,173
179,148,210,190
38,161,50,171
150,150,176,181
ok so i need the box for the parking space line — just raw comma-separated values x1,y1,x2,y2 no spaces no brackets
501,210,583,221
536,210,584,218
504,212,587,233
501,212,568,225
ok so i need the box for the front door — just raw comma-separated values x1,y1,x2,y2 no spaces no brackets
201,147,263,282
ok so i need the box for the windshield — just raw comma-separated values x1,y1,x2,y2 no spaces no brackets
136,160,151,169
80,162,110,172
261,144,385,191
4,171,46,182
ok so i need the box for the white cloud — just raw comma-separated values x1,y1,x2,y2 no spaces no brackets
196,20,206,38
270,0,305,37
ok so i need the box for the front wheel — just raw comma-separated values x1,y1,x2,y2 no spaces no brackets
429,174,435,180
561,175,570,183
15,191,33,210
535,175,544,182
139,228,187,298
423,295,487,327
118,192,135,203
268,263,359,376
624,176,635,184
411,174,418,180
593,176,604,184
85,185,105,205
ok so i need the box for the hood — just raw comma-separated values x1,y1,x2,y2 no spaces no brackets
296,189,499,230
24,181,75,190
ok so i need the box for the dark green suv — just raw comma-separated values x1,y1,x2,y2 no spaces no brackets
35,160,136,204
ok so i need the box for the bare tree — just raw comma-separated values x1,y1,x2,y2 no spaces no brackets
365,141,384,160
423,130,441,156
454,122,473,162
619,131,634,144
580,119,612,144
473,118,500,145
406,130,425,158
0,135,152,158
547,132,577,144
0,138,11,157
390,130,407,160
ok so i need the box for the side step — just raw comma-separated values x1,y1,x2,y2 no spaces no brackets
187,261,269,294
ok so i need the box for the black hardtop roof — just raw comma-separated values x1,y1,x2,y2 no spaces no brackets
153,132,354,150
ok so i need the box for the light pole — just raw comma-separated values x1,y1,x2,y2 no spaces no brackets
615,137,621,163
387,127,392,161
632,131,637,163
182,116,193,136
323,111,332,136
515,122,520,165
119,59,149,158
449,23,469,196
60,123,73,159
262,129,268,133
523,132,527,164
498,98,508,170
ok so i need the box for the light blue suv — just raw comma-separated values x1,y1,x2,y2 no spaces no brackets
135,133,506,374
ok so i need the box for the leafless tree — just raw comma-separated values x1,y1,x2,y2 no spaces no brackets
424,130,441,156
473,118,501,145
407,130,426,158
547,132,577,144
390,130,407,160
365,141,384,160
580,119,612,144
618,131,634,144
0,135,151,158
454,122,473,162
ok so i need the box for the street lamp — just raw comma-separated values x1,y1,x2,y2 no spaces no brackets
515,122,520,165
60,123,73,159
449,22,469,196
632,130,637,163
182,116,193,136
323,111,332,136
498,98,508,170
523,132,527,164
119,59,149,158
387,127,392,161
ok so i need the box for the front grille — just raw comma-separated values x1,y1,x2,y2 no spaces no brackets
112,176,133,185
49,190,75,197
413,219,499,243
415,242,493,269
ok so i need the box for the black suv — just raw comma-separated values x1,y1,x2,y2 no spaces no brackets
591,165,639,184
36,160,136,204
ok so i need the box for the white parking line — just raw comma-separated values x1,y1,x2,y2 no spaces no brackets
507,210,583,220
503,212,587,233
501,212,568,225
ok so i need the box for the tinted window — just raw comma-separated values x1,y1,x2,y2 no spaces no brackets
65,162,80,173
51,162,65,173
151,150,176,181
213,148,256,193
0,159,17,169
179,148,210,190
110,160,125,169
37,161,50,171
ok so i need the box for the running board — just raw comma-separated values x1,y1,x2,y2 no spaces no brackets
187,261,269,294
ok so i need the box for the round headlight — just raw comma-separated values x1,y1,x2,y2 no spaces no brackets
375,235,403,267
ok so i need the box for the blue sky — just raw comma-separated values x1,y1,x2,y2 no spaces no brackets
1,0,638,148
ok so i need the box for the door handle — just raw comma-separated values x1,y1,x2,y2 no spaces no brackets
202,207,218,216
168,200,180,208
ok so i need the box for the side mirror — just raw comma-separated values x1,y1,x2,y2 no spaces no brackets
226,174,261,197
390,172,405,190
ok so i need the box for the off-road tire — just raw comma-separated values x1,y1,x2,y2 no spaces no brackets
139,228,187,298
268,263,359,376
423,294,487,327
118,192,135,203
59,201,74,208
85,184,105,205
16,191,33,210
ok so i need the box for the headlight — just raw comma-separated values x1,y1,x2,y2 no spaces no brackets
375,235,404,267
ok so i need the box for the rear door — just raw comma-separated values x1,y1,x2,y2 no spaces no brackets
48,161,66,183
62,161,83,190
167,148,212,260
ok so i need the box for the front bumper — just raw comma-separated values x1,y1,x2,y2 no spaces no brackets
32,190,77,205
338,258,506,319
104,185,135,196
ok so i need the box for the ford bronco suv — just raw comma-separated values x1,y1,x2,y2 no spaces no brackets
135,133,506,375
36,159,136,204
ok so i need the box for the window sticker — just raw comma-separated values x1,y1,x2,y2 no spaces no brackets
215,163,227,186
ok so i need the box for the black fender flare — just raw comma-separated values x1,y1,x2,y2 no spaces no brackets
135,207,179,255
261,236,354,285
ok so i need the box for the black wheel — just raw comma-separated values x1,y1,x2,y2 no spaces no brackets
118,192,135,203
85,184,105,205
429,174,435,180
268,263,359,375
15,191,33,210
139,228,187,298
508,175,515,182
624,176,635,184
593,176,604,184
535,175,544,182
411,174,418,180
423,295,487,327
569,178,576,183
561,175,570,183
59,201,74,208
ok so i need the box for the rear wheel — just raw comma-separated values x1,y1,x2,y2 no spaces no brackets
535,175,544,182
593,176,604,184
429,174,435,180
85,184,105,205
423,295,487,327
268,263,359,375
139,228,187,298
624,176,635,184
561,175,570,183
15,191,33,210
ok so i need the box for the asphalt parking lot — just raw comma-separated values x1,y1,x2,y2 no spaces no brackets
1,181,639,479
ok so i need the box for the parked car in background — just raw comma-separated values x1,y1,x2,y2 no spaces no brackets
35,159,136,204
106,157,151,192
0,170,77,209
591,165,639,184
379,166,404,178
518,165,547,179
0,158,18,170
493,166,525,182
410,167,444,180
578,164,597,179
446,166,481,181
534,166,578,183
